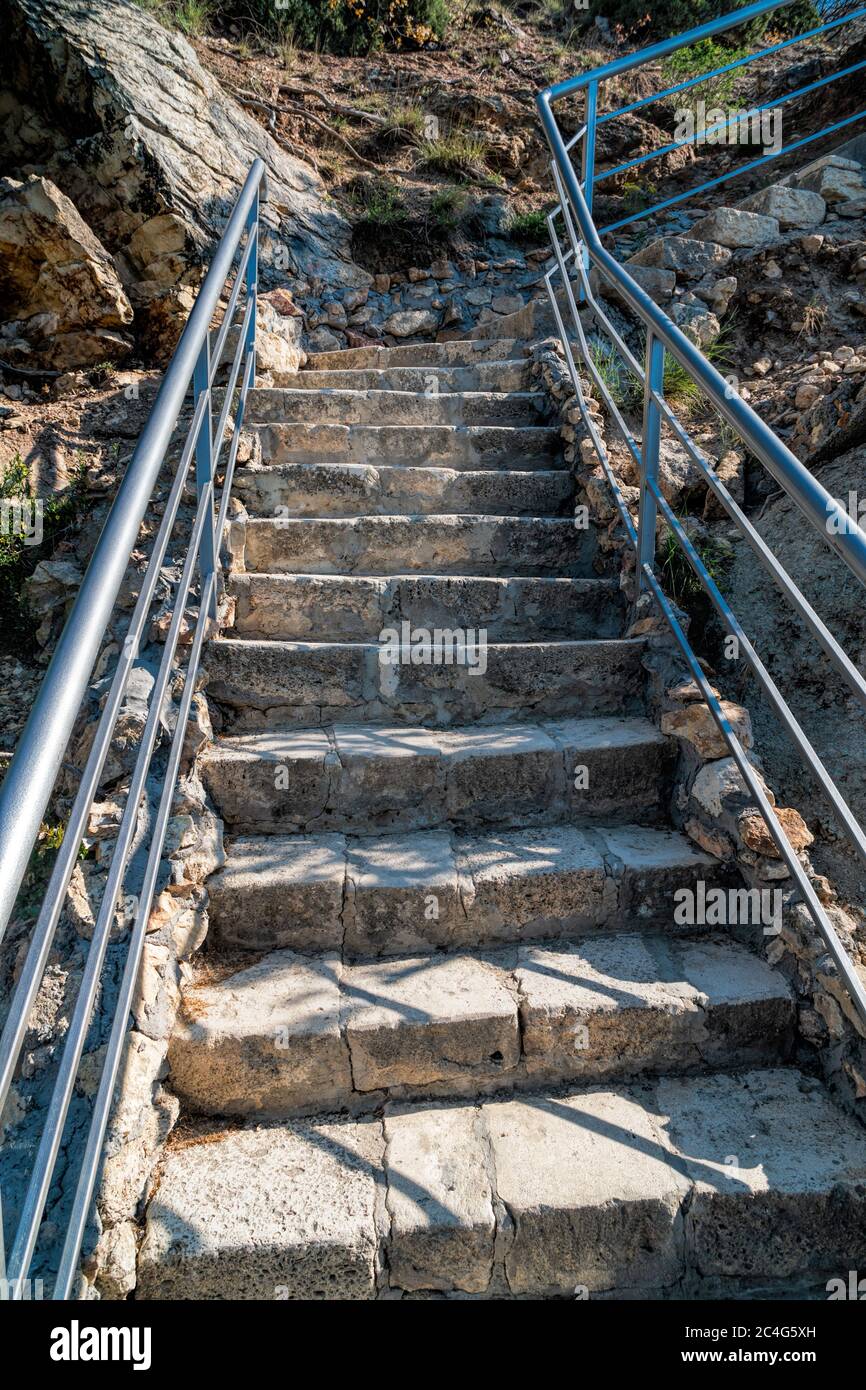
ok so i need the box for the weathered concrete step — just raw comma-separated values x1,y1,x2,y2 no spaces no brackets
226,574,623,643
289,363,530,394
137,1067,866,1299
233,462,572,518
240,515,595,577
253,422,563,471
200,717,672,835
202,637,647,729
166,935,793,1118
305,337,523,370
247,388,549,428
207,822,731,956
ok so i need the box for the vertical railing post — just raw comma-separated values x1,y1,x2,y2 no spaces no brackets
244,188,259,386
638,330,665,587
578,79,598,302
192,339,218,620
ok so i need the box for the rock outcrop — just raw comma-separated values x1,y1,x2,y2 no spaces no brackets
0,174,133,369
0,0,365,359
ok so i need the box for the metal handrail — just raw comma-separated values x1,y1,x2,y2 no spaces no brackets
537,1,866,1024
0,158,265,1298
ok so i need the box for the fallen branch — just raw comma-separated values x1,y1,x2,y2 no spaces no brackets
228,85,382,169
278,83,389,127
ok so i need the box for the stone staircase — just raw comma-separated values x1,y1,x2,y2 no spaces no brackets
137,337,866,1300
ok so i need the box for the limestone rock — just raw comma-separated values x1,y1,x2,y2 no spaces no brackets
738,184,826,229
255,298,305,382
0,175,133,369
629,236,732,281
738,807,814,858
669,297,721,348
661,699,753,760
689,207,780,248
383,309,440,338
795,155,866,204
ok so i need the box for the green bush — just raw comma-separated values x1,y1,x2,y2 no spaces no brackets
243,0,450,52
581,1,819,45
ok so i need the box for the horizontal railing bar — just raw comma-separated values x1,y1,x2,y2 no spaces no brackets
598,8,866,124
599,57,866,186
598,106,866,233
208,224,258,388
648,476,866,872
642,561,866,1024
5,479,217,1293
655,394,866,716
0,393,206,1120
0,157,266,947
546,1,801,103
53,567,217,1300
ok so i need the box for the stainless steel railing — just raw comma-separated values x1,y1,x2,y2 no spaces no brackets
0,158,265,1298
537,0,866,1023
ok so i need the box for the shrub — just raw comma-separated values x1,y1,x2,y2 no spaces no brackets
507,208,550,244
580,1,819,46
242,1,450,52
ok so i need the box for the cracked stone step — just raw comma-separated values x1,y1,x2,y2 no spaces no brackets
240,514,594,577
200,716,672,835
305,337,524,370
288,362,531,394
226,573,624,643
233,462,573,518
206,822,733,957
247,387,549,428
202,637,648,729
166,936,793,1119
253,423,564,471
137,1066,866,1299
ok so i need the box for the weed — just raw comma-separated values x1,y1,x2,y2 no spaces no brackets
350,178,408,228
507,208,550,244
421,132,488,179
428,186,469,232
590,341,642,412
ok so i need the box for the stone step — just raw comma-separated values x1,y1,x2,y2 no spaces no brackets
206,821,731,956
247,388,549,428
202,637,647,730
201,717,671,835
226,574,623,643
239,515,595,577
253,423,563,471
137,1067,866,1299
288,362,531,394
165,935,793,1119
233,462,572,519
305,337,524,370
